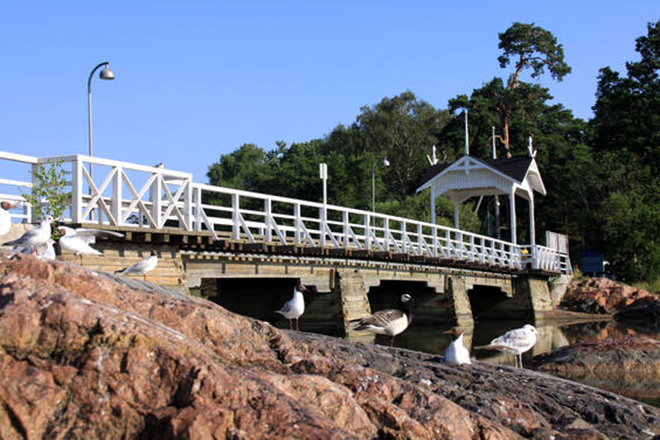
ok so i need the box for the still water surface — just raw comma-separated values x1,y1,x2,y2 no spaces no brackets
350,317,660,407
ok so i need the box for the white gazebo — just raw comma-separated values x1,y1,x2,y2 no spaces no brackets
416,153,546,246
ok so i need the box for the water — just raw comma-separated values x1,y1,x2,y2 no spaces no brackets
353,318,660,407
210,278,660,406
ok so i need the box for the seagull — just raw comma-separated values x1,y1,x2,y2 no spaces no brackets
38,238,56,261
3,215,54,252
115,250,158,281
426,145,439,166
474,324,541,368
17,238,55,260
351,293,413,346
0,201,17,236
58,226,124,266
443,326,472,366
275,283,308,331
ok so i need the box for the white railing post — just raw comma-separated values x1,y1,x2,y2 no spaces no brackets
343,211,349,248
383,218,390,252
264,198,272,242
364,214,371,250
112,166,122,226
294,203,301,245
151,174,162,228
184,177,192,231
70,158,83,224
319,206,326,247
457,232,464,260
194,186,202,232
417,223,423,255
232,193,240,240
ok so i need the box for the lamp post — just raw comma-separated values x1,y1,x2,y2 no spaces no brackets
371,157,390,212
87,61,115,159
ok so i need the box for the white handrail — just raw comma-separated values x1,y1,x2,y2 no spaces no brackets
0,150,572,274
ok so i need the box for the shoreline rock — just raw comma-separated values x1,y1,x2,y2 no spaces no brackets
561,277,658,315
1,252,659,439
535,336,660,402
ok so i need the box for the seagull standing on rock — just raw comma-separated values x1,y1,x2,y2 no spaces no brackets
115,251,158,281
0,201,17,236
474,324,541,368
275,283,307,331
443,326,472,366
3,215,54,253
38,239,56,261
58,226,124,266
351,293,413,346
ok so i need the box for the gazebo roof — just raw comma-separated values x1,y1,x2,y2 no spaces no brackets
416,155,546,202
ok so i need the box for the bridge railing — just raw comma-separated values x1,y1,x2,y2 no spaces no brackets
0,150,571,274
192,181,524,270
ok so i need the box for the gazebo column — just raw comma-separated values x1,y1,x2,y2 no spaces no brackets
453,201,460,229
509,187,517,244
528,191,536,246
430,187,436,224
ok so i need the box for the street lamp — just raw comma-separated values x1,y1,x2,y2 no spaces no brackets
87,61,115,159
371,157,390,212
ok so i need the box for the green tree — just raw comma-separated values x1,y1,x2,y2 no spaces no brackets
588,20,660,281
354,91,449,200
206,143,272,190
21,160,71,220
496,22,572,157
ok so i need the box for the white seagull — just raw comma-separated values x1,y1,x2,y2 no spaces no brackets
0,201,17,236
351,293,413,346
115,251,158,281
275,283,308,331
58,226,124,266
3,215,54,252
38,239,56,261
443,326,472,366
474,324,541,368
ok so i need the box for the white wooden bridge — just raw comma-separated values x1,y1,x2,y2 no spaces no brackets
0,150,571,275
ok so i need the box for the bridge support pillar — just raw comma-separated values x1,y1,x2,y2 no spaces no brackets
337,269,375,343
446,275,474,330
514,275,554,320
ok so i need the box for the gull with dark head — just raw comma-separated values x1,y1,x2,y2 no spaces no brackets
58,226,124,266
474,324,541,368
443,326,472,366
115,251,158,281
351,293,413,346
275,283,307,331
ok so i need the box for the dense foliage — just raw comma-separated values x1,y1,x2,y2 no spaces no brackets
207,21,660,283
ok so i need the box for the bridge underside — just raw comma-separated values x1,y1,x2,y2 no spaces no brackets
24,227,556,337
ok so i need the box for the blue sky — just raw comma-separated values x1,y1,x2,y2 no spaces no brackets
1,1,658,183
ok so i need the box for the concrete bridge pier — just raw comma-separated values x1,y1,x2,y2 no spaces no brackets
444,276,475,330
338,269,375,343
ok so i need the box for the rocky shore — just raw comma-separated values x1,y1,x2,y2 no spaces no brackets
561,277,659,318
1,251,659,439
535,336,660,403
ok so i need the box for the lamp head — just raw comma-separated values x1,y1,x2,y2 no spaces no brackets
100,65,115,80
382,158,390,167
